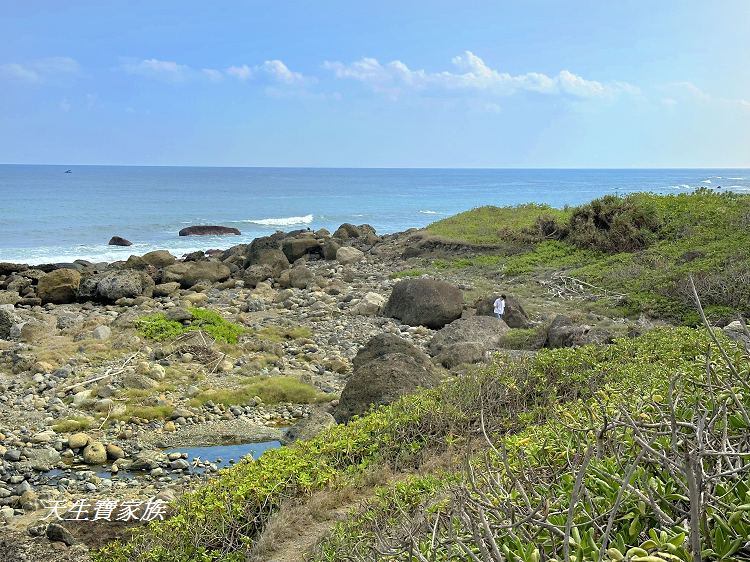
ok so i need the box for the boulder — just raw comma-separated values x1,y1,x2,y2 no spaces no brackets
544,315,614,348
336,246,364,265
0,262,28,276
382,278,463,329
475,294,531,328
282,237,322,262
123,374,159,390
163,261,231,288
428,316,509,368
333,334,442,423
82,441,107,465
179,225,241,236
37,269,81,304
153,282,181,297
80,270,155,302
288,265,315,289
108,236,132,246
47,523,76,546
142,250,177,267
285,410,336,442
92,325,112,340
322,238,341,260
333,223,378,242
351,292,386,316
242,265,275,288
106,444,125,460
67,432,90,449
723,321,750,351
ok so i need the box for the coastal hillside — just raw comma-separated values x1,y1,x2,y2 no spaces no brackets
0,191,748,561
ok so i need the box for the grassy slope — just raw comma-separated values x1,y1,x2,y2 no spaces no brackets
424,190,750,323
95,328,717,561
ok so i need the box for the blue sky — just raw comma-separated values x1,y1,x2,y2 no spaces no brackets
1,1,749,167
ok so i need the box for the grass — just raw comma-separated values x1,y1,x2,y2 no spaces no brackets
424,190,750,324
427,203,571,245
123,404,174,421
189,376,329,408
94,328,718,562
137,308,246,344
52,416,94,433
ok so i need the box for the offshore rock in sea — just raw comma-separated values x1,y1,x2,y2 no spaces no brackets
178,225,241,236
108,235,132,246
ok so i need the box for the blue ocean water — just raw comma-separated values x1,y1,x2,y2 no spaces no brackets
1,165,748,265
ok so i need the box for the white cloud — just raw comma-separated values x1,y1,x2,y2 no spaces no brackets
257,60,304,84
122,58,191,82
0,56,79,83
226,65,252,81
665,81,750,112
325,51,638,100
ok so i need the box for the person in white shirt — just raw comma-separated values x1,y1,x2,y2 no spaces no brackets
493,294,506,320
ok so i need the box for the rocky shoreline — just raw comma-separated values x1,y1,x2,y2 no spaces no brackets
3,222,748,559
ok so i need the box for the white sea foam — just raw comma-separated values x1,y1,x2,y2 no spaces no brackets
419,210,439,214
728,177,745,180
243,214,314,226
701,179,712,184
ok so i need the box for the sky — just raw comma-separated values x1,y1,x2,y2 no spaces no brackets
1,1,749,168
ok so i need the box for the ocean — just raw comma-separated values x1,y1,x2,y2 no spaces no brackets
1,166,748,265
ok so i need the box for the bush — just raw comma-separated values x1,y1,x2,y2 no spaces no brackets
189,376,328,407
567,194,662,253
136,308,246,344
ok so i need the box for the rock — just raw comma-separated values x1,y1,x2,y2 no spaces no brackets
282,237,322,262
165,307,192,322
153,281,181,297
244,245,290,275
163,421,176,432
429,316,510,367
108,236,132,246
285,410,336,441
333,334,442,423
382,278,463,329
123,374,159,390
81,270,155,302
19,320,54,343
37,269,81,304
92,325,112,340
242,265,274,288
544,315,614,348
106,444,125,460
82,440,107,464
333,223,378,242
142,250,177,267
47,523,76,546
129,450,166,471
179,225,241,236
322,238,341,260
475,294,531,328
288,265,315,289
23,447,61,471
163,261,231,288
336,246,364,265
68,433,91,449
351,292,386,316
0,305,19,340
723,321,750,350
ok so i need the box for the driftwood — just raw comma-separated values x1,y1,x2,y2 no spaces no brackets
539,271,625,301
63,352,138,392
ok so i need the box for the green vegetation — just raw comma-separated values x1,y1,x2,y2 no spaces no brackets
136,308,246,344
426,190,750,323
427,203,571,245
497,326,548,350
51,416,94,433
95,328,723,562
189,376,329,407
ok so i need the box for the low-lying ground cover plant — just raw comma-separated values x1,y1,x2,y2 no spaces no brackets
137,308,246,344
189,376,329,407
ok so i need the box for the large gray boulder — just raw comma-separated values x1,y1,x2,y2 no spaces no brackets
282,237,322,262
723,321,750,351
163,261,231,288
0,305,19,340
333,334,442,423
475,294,531,328
37,269,81,304
79,270,154,302
428,316,509,368
241,236,291,274
179,225,240,236
333,223,378,243
544,315,615,348
382,278,463,329
141,250,177,268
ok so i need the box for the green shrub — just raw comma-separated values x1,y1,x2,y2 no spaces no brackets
189,376,328,407
136,308,246,344
567,194,662,253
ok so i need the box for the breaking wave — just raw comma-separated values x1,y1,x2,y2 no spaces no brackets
243,214,314,226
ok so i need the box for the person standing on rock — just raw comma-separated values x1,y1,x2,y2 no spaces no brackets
493,294,506,320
